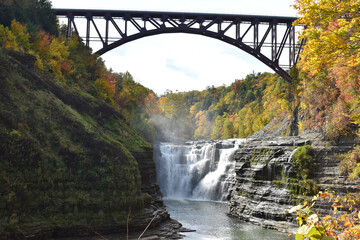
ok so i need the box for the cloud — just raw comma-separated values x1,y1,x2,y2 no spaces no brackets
166,58,199,79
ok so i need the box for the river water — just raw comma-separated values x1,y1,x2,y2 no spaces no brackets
164,199,292,240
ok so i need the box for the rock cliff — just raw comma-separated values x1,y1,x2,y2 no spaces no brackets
130,150,186,239
228,136,360,233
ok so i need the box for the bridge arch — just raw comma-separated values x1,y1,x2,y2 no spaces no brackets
54,9,304,83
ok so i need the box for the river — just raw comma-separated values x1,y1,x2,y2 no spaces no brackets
164,199,292,240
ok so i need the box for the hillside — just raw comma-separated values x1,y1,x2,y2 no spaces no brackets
133,72,294,142
0,49,165,239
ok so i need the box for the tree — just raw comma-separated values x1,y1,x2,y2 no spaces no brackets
294,0,360,76
32,30,71,79
0,0,58,35
0,24,17,50
294,0,360,136
9,20,30,51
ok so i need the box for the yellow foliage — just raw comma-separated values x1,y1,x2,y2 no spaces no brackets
292,191,360,239
294,0,360,75
10,20,30,51
158,97,173,118
294,0,360,136
194,111,212,139
0,26,17,50
298,121,304,131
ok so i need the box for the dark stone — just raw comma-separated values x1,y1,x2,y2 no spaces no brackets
289,106,299,136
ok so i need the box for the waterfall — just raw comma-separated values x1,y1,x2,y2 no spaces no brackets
284,147,298,177
154,139,243,201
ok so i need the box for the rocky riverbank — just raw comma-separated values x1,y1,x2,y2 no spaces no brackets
130,150,191,240
227,136,360,233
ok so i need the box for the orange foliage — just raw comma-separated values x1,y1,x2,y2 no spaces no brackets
228,115,235,122
231,80,242,92
59,59,72,72
292,191,360,240
35,30,51,53
295,0,360,136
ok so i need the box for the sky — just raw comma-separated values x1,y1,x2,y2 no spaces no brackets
51,0,297,95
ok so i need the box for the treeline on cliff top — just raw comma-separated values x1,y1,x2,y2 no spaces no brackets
135,72,294,142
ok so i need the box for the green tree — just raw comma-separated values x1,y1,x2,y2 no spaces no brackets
0,0,58,35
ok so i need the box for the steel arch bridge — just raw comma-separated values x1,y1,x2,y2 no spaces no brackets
54,9,304,83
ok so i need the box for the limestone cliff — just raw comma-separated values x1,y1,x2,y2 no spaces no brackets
228,136,360,232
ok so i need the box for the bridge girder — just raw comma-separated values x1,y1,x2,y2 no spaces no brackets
54,9,304,83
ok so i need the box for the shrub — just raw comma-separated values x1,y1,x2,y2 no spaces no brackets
289,191,360,240
292,145,316,180
288,179,319,196
142,193,153,207
339,146,360,180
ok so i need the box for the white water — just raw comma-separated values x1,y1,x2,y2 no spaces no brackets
284,147,298,177
154,139,244,201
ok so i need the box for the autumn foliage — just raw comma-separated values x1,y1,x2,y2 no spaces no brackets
290,191,360,240
0,19,152,128
138,72,293,141
294,0,360,137
291,0,360,186
289,1,360,238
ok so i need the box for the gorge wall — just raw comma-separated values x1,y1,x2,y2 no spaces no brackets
227,136,360,232
0,50,180,240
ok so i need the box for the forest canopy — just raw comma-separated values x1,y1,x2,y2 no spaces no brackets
0,0,58,35
294,0,360,138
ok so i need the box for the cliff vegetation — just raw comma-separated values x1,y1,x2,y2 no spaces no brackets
0,1,157,238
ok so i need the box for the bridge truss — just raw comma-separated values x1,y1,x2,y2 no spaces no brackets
54,9,304,83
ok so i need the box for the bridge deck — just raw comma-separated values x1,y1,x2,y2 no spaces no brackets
54,9,297,24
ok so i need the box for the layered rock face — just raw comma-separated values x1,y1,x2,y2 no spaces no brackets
126,150,186,240
131,150,171,230
227,136,360,232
